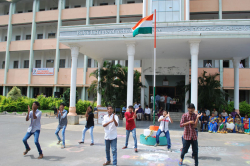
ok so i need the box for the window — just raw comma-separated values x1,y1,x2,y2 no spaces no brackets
50,7,58,10
26,35,31,40
33,88,39,98
125,60,128,67
39,9,45,11
13,61,18,68
204,60,212,68
22,87,27,96
2,61,5,69
24,60,29,68
5,36,7,41
45,87,53,97
223,60,229,68
46,59,54,68
100,2,108,5
88,59,92,67
28,10,32,12
59,59,65,68
17,11,23,13
16,36,21,41
127,1,135,4
37,34,43,39
74,5,81,8
48,33,56,39
65,6,69,9
35,60,41,68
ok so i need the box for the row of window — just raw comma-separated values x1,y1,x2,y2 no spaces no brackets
3,33,56,42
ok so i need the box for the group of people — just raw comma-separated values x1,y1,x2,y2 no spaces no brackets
199,108,250,134
122,102,151,121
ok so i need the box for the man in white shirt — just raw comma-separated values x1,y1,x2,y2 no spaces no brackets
22,102,43,159
239,62,244,68
205,108,210,116
102,106,119,166
221,109,228,118
134,102,140,109
144,105,151,121
212,108,218,116
154,111,173,152
205,62,212,68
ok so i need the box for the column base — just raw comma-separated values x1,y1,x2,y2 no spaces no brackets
68,107,77,116
67,116,79,125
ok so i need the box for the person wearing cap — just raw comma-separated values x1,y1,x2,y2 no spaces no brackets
136,105,144,121
179,103,202,166
22,101,43,159
123,105,138,152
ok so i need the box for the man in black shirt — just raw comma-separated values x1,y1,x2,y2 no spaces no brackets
78,106,95,145
200,112,209,131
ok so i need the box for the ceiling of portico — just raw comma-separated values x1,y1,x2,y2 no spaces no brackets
73,37,250,61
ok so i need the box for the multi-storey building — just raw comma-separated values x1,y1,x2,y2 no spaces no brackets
1,0,250,116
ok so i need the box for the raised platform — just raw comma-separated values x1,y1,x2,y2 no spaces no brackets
140,134,167,146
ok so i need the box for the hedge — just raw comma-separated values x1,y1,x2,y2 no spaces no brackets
223,101,250,117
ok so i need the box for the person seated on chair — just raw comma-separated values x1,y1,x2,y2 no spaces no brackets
221,109,228,118
136,105,144,121
200,112,209,131
144,105,151,121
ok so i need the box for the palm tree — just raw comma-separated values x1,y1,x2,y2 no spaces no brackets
185,70,228,111
88,61,145,107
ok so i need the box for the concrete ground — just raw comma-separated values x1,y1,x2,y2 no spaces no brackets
1,115,250,166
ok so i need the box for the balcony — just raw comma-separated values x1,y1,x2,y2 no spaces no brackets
57,68,84,86
62,8,87,20
223,0,250,11
223,68,250,89
120,3,143,16
9,40,30,51
0,15,9,26
36,10,58,22
12,13,33,24
0,69,5,85
31,69,55,85
6,69,29,85
89,5,117,18
33,39,69,50
0,42,7,52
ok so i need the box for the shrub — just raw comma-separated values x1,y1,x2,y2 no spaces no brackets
62,88,79,107
7,86,22,100
76,100,97,114
223,101,250,117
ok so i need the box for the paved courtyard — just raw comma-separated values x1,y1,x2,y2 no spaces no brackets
1,115,250,166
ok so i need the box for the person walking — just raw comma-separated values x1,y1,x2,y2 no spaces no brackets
154,111,173,152
22,102,43,159
102,106,119,166
123,105,138,152
55,103,68,149
179,103,202,166
79,106,95,145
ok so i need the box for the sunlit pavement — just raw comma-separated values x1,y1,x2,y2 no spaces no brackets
1,115,250,166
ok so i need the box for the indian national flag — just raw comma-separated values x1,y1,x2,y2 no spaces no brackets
132,14,153,37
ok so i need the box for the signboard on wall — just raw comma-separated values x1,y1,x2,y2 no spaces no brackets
97,107,108,124
163,81,169,86
32,68,54,75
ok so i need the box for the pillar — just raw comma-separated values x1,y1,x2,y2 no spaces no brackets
115,60,118,65
68,46,79,117
185,0,190,20
219,60,223,90
126,43,135,108
233,57,241,114
189,40,200,109
219,0,222,19
86,0,90,25
116,0,120,23
143,0,147,17
3,3,15,96
97,59,103,106
27,0,39,98
181,0,184,21
141,72,145,108
18,53,22,69
54,0,65,94
81,55,88,101
43,26,46,39
185,59,189,113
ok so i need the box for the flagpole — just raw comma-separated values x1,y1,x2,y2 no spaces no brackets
153,9,156,125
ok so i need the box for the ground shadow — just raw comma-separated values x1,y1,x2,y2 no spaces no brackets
186,156,221,161
24,155,65,161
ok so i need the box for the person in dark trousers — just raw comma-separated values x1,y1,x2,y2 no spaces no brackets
144,105,151,121
200,112,209,131
22,102,43,159
55,103,68,149
123,105,138,152
136,105,144,121
79,106,95,145
179,103,202,166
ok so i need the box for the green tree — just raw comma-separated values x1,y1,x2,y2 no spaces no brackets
185,70,228,112
62,88,79,107
7,86,22,100
88,61,145,108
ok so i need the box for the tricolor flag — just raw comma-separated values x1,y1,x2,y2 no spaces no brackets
132,14,153,37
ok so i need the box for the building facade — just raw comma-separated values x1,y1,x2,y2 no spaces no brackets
1,0,250,114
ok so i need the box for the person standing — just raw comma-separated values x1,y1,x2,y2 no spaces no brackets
179,103,202,166
205,108,210,116
79,106,94,145
154,111,173,152
144,105,151,121
164,94,168,110
160,94,165,109
55,103,68,149
122,105,126,118
102,106,119,166
123,105,138,152
155,94,161,111
22,102,43,159
136,105,144,121
166,95,172,111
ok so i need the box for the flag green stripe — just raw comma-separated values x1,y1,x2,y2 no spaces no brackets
133,27,152,37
